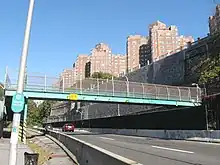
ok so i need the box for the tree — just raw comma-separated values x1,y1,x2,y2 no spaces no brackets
38,100,56,123
27,100,56,126
92,72,115,79
27,100,40,126
199,33,220,83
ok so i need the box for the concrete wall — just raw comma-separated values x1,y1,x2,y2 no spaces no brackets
77,51,187,119
82,128,220,143
79,51,186,119
124,51,185,85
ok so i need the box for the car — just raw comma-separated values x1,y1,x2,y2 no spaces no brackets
62,123,75,132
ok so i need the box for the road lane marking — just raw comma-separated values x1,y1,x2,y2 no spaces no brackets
100,137,115,141
151,145,194,154
109,134,146,140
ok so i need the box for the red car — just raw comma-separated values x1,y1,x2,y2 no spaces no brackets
62,123,75,132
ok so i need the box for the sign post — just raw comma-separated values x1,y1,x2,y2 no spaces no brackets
9,1,35,165
11,93,25,113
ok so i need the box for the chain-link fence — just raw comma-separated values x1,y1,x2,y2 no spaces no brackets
5,68,202,103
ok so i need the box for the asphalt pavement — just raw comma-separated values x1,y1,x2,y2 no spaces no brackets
66,130,220,165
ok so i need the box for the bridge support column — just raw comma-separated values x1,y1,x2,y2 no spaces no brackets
77,102,81,109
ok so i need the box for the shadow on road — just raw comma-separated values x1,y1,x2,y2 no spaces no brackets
65,131,111,136
27,133,45,139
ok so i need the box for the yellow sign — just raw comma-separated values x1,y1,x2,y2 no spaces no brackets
68,94,78,100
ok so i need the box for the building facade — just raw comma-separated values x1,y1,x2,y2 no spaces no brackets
73,54,89,79
90,43,112,75
139,43,152,67
149,21,179,61
178,35,194,49
85,61,91,78
209,5,220,35
111,54,126,76
126,35,148,73
60,68,76,88
149,21,194,62
85,45,126,77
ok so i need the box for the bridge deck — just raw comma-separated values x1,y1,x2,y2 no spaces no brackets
4,71,202,106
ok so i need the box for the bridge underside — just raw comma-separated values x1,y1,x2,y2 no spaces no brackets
5,90,200,107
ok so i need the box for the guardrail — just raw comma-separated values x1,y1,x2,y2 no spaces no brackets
36,128,142,165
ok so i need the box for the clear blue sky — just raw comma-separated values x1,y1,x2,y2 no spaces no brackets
0,0,217,82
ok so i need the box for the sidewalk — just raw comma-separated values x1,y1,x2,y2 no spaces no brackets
0,138,32,165
27,129,77,165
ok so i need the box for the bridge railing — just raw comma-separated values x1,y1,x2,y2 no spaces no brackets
4,68,202,103
71,78,202,102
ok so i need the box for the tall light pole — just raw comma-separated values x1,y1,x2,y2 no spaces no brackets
76,109,83,120
192,83,209,130
125,75,129,97
117,104,120,116
192,83,200,102
9,1,35,165
203,83,209,131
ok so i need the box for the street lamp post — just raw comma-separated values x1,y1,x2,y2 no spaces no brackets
125,75,129,96
9,1,35,165
117,104,120,116
192,83,199,102
203,83,209,131
76,109,83,129
192,83,209,130
76,109,83,120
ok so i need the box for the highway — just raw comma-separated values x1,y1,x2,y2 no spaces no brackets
65,130,220,165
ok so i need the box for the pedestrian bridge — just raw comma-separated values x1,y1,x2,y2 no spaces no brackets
4,69,202,106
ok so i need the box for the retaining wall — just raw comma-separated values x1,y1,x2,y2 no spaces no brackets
82,128,220,143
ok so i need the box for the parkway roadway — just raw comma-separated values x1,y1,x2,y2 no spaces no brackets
64,130,220,165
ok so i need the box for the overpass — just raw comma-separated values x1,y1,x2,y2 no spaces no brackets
3,69,202,106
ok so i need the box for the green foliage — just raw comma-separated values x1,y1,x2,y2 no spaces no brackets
200,65,220,83
27,100,40,126
92,72,115,79
199,34,220,83
27,100,56,126
38,100,55,121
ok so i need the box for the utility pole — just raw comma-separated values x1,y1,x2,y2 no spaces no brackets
9,1,35,165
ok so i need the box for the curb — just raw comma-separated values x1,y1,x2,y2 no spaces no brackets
186,138,220,144
28,129,79,165
45,134,79,165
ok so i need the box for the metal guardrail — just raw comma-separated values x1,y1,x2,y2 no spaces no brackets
4,68,202,103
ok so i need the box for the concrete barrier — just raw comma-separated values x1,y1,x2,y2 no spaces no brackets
81,128,220,143
36,128,142,165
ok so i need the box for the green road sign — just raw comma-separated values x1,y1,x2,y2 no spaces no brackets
11,93,25,113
